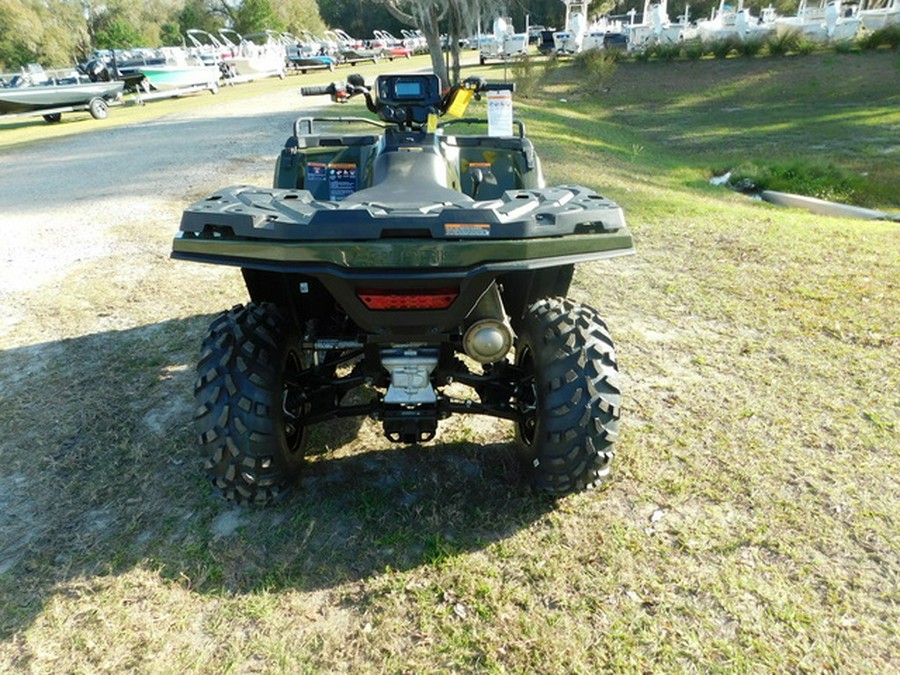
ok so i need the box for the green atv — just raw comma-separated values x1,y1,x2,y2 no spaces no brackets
172,73,634,504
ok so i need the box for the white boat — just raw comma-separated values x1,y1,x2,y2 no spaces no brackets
185,29,232,69
224,29,287,79
582,16,628,51
480,17,529,62
554,0,591,55
698,1,778,41
625,0,688,50
858,0,900,30
774,0,862,41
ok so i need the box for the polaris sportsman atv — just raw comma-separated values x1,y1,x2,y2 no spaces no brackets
172,73,634,504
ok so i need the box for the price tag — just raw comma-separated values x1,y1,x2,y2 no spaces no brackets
487,90,513,137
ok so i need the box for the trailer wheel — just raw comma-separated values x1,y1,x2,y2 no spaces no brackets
194,302,309,505
515,297,620,495
42,113,62,124
89,98,108,120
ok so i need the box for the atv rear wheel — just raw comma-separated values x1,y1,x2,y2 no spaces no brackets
194,302,308,505
515,297,620,495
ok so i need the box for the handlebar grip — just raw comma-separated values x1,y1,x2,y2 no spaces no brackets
300,83,335,96
480,82,516,93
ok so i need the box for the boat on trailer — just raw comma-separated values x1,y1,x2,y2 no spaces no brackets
137,48,220,94
0,64,124,123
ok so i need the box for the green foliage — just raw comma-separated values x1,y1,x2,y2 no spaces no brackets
650,42,683,61
541,52,561,79
232,0,283,34
0,0,90,69
175,0,223,38
857,24,900,50
734,37,766,57
318,0,404,35
832,39,856,54
729,161,867,205
795,36,819,55
766,30,801,56
709,37,738,58
573,48,619,92
682,39,706,60
509,55,537,97
94,17,144,50
276,0,327,35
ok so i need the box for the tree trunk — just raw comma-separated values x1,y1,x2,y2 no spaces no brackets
379,0,449,87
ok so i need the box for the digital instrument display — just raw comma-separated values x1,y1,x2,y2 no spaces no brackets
394,81,422,98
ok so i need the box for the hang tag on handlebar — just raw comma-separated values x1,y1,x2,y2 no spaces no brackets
487,90,513,137
446,88,474,118
427,114,438,132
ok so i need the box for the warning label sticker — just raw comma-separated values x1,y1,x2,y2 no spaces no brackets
328,162,357,201
306,161,327,194
444,222,491,237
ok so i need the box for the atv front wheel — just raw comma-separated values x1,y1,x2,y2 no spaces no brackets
515,297,620,495
194,302,308,504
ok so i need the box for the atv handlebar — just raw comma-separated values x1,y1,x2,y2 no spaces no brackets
482,83,515,92
300,74,515,130
299,83,336,97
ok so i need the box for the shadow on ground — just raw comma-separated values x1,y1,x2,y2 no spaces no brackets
0,316,550,638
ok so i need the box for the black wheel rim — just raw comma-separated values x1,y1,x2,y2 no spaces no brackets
282,350,305,454
516,345,537,446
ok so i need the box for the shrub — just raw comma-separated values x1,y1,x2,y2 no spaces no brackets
795,37,818,55
652,42,682,61
573,48,619,91
541,53,560,80
734,37,766,57
682,39,706,60
728,161,866,205
510,55,538,97
709,37,738,58
858,24,900,50
832,39,856,54
766,30,800,56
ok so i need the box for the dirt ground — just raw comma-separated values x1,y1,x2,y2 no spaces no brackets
0,86,330,573
0,87,318,333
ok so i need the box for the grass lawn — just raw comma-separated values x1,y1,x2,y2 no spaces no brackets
0,50,897,672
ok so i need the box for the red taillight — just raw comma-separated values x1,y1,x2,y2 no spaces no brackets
357,288,459,310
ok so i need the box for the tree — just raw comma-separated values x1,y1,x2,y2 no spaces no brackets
318,0,403,37
371,0,509,86
376,1,445,83
0,0,90,69
234,0,283,33
85,0,184,49
161,0,224,46
94,17,144,49
275,0,327,36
